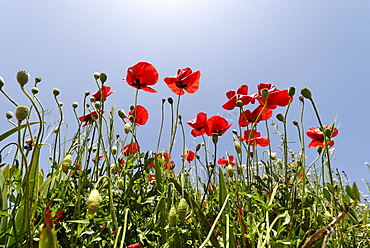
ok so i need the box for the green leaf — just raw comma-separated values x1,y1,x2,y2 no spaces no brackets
0,122,39,142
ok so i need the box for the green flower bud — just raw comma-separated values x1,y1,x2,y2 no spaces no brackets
195,143,201,152
177,198,188,222
300,87,312,99
288,86,296,97
261,88,269,99
111,145,117,155
232,129,238,135
99,72,107,83
292,120,299,126
0,76,4,89
234,140,242,154
316,146,323,154
53,88,60,96
93,72,100,80
276,113,285,122
196,154,200,160
85,91,90,97
124,123,131,134
236,100,243,107
87,189,101,214
61,154,73,174
72,102,78,108
6,111,13,119
16,70,30,85
35,76,42,84
90,96,95,102
117,179,124,189
168,206,177,227
31,87,39,94
15,106,29,122
324,128,332,138
58,102,63,107
118,109,125,119
226,164,234,178
94,101,101,109
268,151,277,160
167,97,174,105
162,98,166,104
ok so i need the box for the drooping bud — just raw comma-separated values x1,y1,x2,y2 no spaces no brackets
300,87,312,99
288,86,296,97
72,102,78,108
61,154,73,174
276,114,285,122
316,146,322,154
6,111,13,119
261,88,269,99
53,88,60,96
292,120,299,126
167,97,174,105
90,96,95,103
15,106,29,122
226,164,234,178
87,189,101,214
16,70,30,85
93,72,100,80
177,198,188,222
35,76,42,84
124,123,131,134
234,140,242,154
85,91,90,97
0,76,4,89
117,109,125,119
99,72,107,83
168,206,177,227
31,87,39,94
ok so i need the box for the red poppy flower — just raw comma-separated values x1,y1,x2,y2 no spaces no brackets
148,174,156,185
92,155,104,162
222,85,254,110
55,211,65,219
239,129,269,147
164,67,201,95
122,142,140,155
239,105,273,127
158,152,175,170
218,155,236,166
187,112,207,137
204,116,232,136
124,62,159,93
126,105,149,125
256,83,291,109
306,125,338,148
92,86,114,102
182,150,195,163
78,110,104,127
127,243,142,248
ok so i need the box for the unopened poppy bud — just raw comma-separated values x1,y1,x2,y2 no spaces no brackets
16,106,29,122
276,114,285,122
93,72,100,80
117,179,124,189
85,91,90,97
226,164,234,178
61,154,73,173
232,129,238,135
316,146,322,154
90,96,95,102
195,143,201,152
94,101,101,109
177,198,188,222
16,70,30,85
35,76,42,84
212,133,218,145
162,98,166,104
300,87,312,99
58,102,63,107
99,72,107,83
129,105,134,111
196,154,200,160
167,97,174,105
87,189,101,214
168,206,177,227
6,111,13,119
268,151,277,160
292,120,299,126
72,102,78,108
86,103,90,108
31,87,39,94
118,109,125,119
124,123,131,134
234,140,242,154
288,86,296,97
0,76,4,89
236,100,243,107
324,128,332,138
261,88,269,99
111,145,117,155
53,88,60,96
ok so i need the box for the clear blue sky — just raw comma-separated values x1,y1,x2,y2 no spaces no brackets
1,1,370,193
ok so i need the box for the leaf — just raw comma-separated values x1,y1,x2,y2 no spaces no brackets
0,122,39,142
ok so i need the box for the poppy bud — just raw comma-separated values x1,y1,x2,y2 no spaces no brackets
53,88,60,96
86,103,90,108
300,87,312,99
16,106,29,122
124,123,131,134
85,91,90,97
288,86,296,97
276,114,285,122
58,102,63,107
117,179,124,189
168,206,177,227
16,70,30,86
61,154,73,174
234,140,242,154
195,143,201,152
35,76,42,84
87,189,101,214
196,154,200,160
292,120,299,126
177,198,188,222
111,145,117,155
162,98,166,104
226,164,234,178
212,133,218,145
0,76,4,89
6,111,13,119
324,128,332,138
54,127,59,133
261,88,269,99
232,129,238,135
94,72,100,80
167,97,174,105
94,101,101,109
31,87,39,95
118,109,125,119
100,72,107,83
268,151,277,160
236,100,243,107
316,146,322,154
237,165,243,175
90,96,95,102
72,102,78,108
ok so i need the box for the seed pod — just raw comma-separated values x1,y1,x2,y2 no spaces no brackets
61,154,73,174
16,70,30,85
168,206,177,227
117,109,125,119
87,189,100,214
288,86,296,97
300,87,312,99
261,88,269,99
35,76,42,83
177,198,188,222
53,88,60,96
100,72,107,83
15,106,29,122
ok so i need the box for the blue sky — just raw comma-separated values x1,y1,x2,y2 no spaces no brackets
1,1,370,192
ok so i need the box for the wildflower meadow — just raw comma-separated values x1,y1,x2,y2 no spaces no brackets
0,62,369,248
